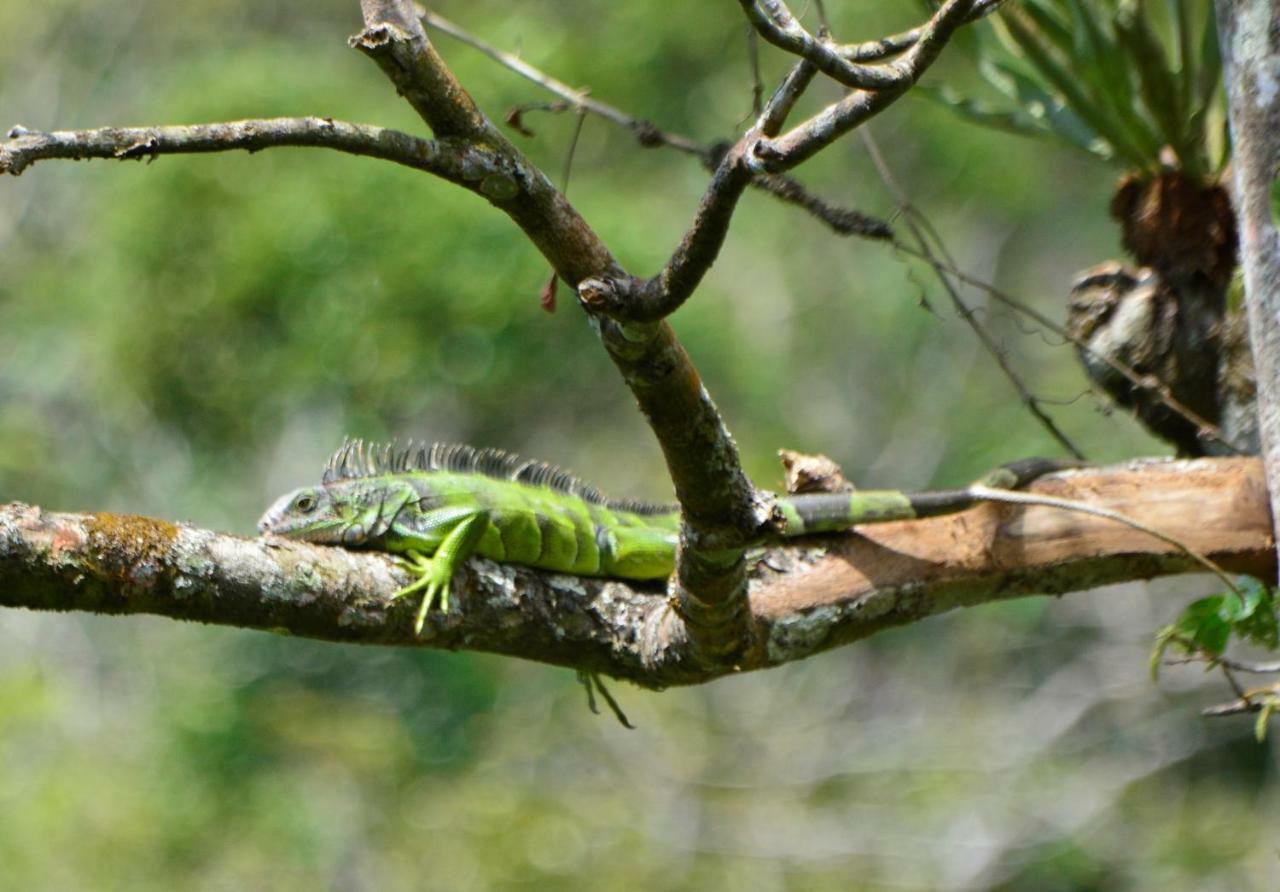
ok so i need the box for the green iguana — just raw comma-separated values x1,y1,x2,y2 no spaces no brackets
258,440,1077,635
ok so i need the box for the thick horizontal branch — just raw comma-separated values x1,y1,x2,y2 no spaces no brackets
1,459,1270,689
0,118,506,188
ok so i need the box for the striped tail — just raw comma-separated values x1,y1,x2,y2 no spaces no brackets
774,457,1082,536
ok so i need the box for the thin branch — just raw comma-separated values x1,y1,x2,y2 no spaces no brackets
1202,682,1280,717
423,9,893,247
1201,697,1267,717
1220,657,1280,674
747,25,764,117
738,0,1000,91
1,458,1270,688
834,0,1005,61
759,0,983,170
591,58,829,324
0,118,501,185
738,0,950,91
353,2,492,140
861,129,1088,460
754,170,893,238
892,246,1247,454
422,9,708,158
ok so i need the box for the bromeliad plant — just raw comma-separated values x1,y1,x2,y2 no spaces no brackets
931,0,1245,460
929,0,1234,285
929,1,1278,729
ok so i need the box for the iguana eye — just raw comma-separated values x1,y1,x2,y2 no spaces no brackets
293,494,317,513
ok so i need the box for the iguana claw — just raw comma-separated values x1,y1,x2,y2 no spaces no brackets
391,549,452,635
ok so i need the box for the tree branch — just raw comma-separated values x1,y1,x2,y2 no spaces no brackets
1216,0,1280,574
758,0,983,170
353,0,767,662
737,0,984,91
421,9,709,158
738,0,997,90
580,0,982,325
424,11,892,241
0,118,504,186
1,459,1270,689
352,2,491,140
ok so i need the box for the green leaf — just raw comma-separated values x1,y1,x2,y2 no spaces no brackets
914,85,1054,140
1065,0,1137,121
1018,0,1077,56
997,6,1152,169
1255,700,1274,743
1173,594,1230,655
1114,0,1198,173
987,59,1115,158
1150,624,1178,679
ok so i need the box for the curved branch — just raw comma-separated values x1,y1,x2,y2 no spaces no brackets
586,0,984,326
2,459,1270,689
737,0,992,90
758,0,985,170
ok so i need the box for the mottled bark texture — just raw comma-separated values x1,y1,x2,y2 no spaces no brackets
0,119,506,188
1,460,1270,689
1217,0,1280,574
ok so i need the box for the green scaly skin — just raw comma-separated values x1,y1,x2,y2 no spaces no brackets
257,442,1076,635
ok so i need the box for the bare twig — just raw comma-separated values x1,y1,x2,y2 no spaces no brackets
422,9,708,158
1169,654,1280,674
754,171,893,238
894,246,1247,454
1201,697,1265,717
353,3,492,140
747,25,764,117
1221,657,1280,674
834,0,1005,61
1202,682,1280,717
0,118,497,184
423,10,894,246
861,129,1087,460
580,0,985,327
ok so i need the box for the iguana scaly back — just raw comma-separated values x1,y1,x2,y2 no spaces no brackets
259,440,1074,634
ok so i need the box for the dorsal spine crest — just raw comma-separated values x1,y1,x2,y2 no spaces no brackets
321,439,677,516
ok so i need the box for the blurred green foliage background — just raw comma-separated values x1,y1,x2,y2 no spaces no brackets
1,2,1276,889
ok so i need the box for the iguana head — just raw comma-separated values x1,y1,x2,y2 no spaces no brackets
257,479,412,546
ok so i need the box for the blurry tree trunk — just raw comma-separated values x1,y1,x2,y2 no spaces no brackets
1217,0,1280,575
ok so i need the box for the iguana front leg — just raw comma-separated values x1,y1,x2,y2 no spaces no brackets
390,510,491,634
